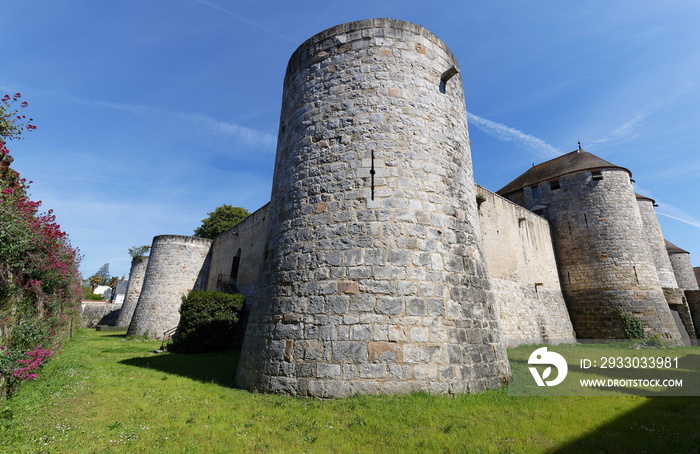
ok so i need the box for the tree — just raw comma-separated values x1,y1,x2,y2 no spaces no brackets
128,245,150,258
193,205,249,239
95,263,110,283
88,275,102,292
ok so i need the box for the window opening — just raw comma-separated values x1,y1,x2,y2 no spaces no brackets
532,185,541,199
592,170,603,181
439,66,459,94
550,180,560,190
231,248,242,283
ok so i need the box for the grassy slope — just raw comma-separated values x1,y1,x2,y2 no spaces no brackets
0,329,698,453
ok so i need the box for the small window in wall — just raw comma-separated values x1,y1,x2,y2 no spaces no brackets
531,185,541,199
533,208,548,220
550,180,560,191
231,248,242,283
592,170,604,181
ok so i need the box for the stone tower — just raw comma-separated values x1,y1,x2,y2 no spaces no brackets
666,240,700,291
236,18,510,397
498,149,682,342
115,255,149,327
636,195,678,288
127,235,212,338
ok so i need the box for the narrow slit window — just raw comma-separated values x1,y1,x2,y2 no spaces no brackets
532,185,541,199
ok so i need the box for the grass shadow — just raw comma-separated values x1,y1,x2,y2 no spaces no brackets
548,396,700,453
120,349,241,389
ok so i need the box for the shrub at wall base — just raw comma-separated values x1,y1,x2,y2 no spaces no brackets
171,291,245,353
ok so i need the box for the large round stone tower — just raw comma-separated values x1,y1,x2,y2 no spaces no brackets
236,18,510,397
127,235,212,338
115,255,149,328
498,149,682,342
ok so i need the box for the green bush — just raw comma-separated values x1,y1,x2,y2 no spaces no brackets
614,307,645,340
81,287,103,301
172,291,244,353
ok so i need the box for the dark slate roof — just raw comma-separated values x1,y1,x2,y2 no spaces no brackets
694,267,700,285
665,239,689,254
635,193,656,204
497,149,632,196
115,280,129,295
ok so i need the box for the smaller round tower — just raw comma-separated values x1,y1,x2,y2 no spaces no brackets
127,235,212,338
666,240,700,291
498,149,682,342
115,256,149,328
636,195,678,289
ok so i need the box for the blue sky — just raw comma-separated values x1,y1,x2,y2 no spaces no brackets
2,1,699,279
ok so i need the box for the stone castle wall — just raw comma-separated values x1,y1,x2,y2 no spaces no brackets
637,198,678,288
206,204,270,306
686,291,700,337
80,302,122,328
514,168,681,341
115,256,149,327
669,252,700,291
127,235,212,338
476,186,574,344
236,18,510,397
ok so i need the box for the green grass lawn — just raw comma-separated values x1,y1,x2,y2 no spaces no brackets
1,329,699,453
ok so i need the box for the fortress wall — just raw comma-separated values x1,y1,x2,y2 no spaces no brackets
490,279,574,345
475,186,573,344
476,185,560,288
80,302,122,328
537,169,681,341
127,235,212,338
669,252,700,291
115,256,149,327
237,18,510,397
662,288,695,339
637,198,678,288
686,291,700,337
206,203,270,305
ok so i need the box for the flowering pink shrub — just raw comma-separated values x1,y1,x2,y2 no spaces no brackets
10,346,52,381
1,94,80,398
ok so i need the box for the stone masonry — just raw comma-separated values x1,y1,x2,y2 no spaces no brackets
206,204,270,306
500,160,682,342
235,18,510,397
637,196,678,288
115,255,149,327
127,235,212,338
668,246,700,291
476,185,574,345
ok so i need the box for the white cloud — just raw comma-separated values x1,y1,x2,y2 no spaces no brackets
466,111,562,159
192,0,299,44
656,202,700,230
67,95,277,152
